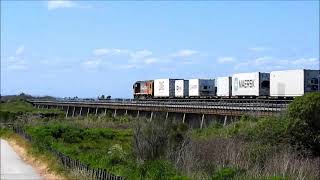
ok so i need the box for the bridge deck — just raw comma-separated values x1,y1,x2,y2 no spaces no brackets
30,99,291,117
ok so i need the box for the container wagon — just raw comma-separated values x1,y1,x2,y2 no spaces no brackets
232,72,270,97
216,76,232,97
154,79,180,98
175,80,189,97
270,69,319,97
133,80,154,99
189,79,215,97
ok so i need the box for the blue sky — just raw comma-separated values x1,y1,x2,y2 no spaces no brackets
1,0,319,98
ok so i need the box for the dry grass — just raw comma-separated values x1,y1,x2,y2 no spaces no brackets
172,137,320,179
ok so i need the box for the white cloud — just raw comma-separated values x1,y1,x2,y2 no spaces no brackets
248,47,270,52
117,64,142,69
217,56,235,63
48,0,76,10
130,50,153,59
81,59,102,69
15,45,25,55
86,48,205,69
144,57,158,64
172,49,198,57
252,56,272,65
234,56,319,72
93,48,129,56
291,58,318,66
7,64,27,70
3,45,28,71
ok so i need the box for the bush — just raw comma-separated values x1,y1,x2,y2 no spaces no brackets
287,92,320,128
245,116,290,145
286,93,320,155
133,118,172,161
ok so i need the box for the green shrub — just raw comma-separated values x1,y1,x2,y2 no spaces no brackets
287,92,320,128
245,116,290,144
133,160,176,179
240,114,258,122
211,167,244,180
286,93,320,155
107,144,126,166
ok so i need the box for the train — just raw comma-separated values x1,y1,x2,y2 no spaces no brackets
133,69,320,99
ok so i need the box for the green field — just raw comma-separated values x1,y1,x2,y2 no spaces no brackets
0,100,64,123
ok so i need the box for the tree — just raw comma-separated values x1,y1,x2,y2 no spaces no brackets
100,94,105,100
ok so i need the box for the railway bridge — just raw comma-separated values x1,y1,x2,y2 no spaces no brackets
30,99,292,128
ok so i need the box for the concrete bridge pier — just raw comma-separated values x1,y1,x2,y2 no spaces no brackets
113,109,117,117
85,108,89,117
72,106,76,117
79,107,83,116
95,108,98,115
182,113,186,124
200,114,205,129
65,106,70,118
149,111,154,121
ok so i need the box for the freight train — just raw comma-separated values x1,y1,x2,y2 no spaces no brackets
133,69,320,99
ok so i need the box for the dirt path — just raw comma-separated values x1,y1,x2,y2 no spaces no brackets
0,138,42,179
0,138,65,180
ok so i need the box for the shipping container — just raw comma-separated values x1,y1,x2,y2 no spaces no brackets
189,79,215,97
175,80,189,97
270,69,320,97
232,72,270,96
216,76,232,97
133,80,154,99
154,79,178,97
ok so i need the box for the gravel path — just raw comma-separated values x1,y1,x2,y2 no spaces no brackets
0,139,42,180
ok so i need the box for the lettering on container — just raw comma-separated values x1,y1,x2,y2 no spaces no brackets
159,81,165,92
191,85,198,90
176,86,182,92
239,79,255,88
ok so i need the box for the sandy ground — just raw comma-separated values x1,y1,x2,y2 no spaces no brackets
0,138,64,180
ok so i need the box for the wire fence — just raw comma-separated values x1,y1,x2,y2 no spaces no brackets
12,126,124,180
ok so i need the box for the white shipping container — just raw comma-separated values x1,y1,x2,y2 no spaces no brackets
216,76,232,97
175,80,189,97
232,72,270,96
154,79,177,97
270,69,320,97
189,79,215,97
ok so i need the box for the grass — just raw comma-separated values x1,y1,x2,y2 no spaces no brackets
24,122,184,179
25,123,133,176
192,119,257,140
0,100,61,114
0,100,64,123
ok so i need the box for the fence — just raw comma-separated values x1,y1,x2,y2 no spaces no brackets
12,126,124,180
